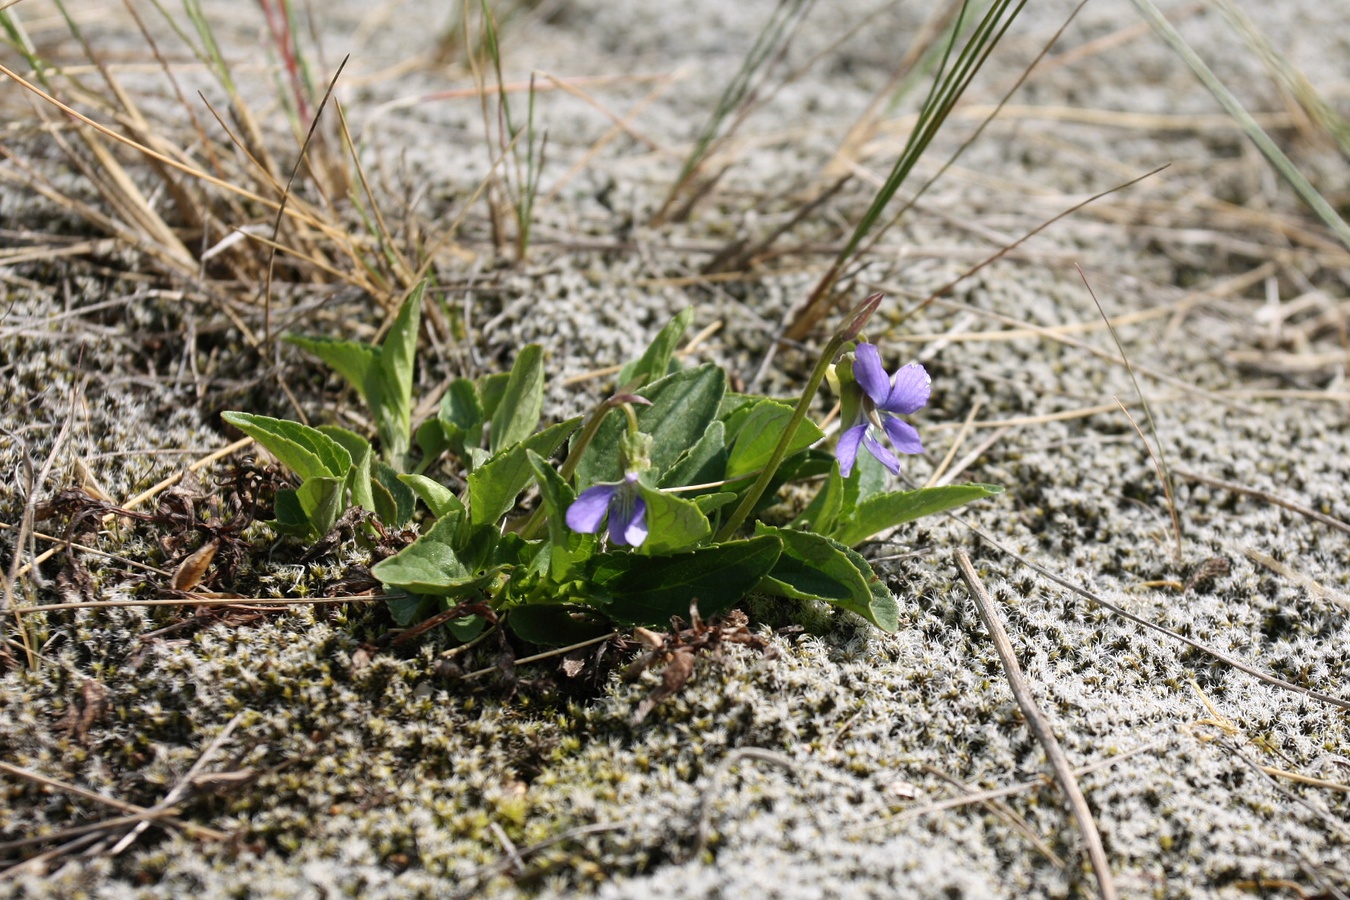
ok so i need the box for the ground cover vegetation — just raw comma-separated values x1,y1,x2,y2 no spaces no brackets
1,0,1347,895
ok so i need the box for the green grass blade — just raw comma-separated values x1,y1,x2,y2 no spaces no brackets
1131,0,1350,251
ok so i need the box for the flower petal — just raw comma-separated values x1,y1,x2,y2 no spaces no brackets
882,415,923,454
836,423,867,477
618,496,648,547
862,429,901,475
883,362,930,414
565,484,616,534
852,343,892,405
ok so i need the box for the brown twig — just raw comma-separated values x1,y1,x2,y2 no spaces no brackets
955,550,1117,900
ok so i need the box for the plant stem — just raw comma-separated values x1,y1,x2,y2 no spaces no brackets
517,394,618,540
714,294,882,542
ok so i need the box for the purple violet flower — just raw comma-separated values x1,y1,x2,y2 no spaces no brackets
565,471,648,547
837,343,930,477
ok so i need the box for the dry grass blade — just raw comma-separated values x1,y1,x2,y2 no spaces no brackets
1130,0,1350,250
1173,468,1350,538
263,54,351,351
921,765,1067,868
1,414,72,668
955,550,1117,900
954,515,1350,712
1241,547,1350,612
855,740,1166,835
0,761,229,845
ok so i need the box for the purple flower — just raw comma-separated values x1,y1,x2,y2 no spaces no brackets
565,472,648,546
837,343,930,477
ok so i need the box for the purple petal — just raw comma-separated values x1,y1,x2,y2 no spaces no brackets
882,415,923,454
836,423,867,477
852,343,892,405
607,490,646,546
862,429,901,475
618,497,648,547
566,484,616,534
883,362,930,415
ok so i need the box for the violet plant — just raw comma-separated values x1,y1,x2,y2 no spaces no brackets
224,286,1001,643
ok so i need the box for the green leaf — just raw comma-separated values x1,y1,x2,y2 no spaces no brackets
754,524,898,631
490,344,545,454
372,515,499,596
725,399,824,480
438,377,485,456
527,451,593,580
506,604,612,647
283,335,377,405
448,615,488,642
789,460,844,534
397,473,466,519
319,425,376,514
387,592,436,627
842,443,890,507
831,483,1004,548
222,411,352,482
415,417,450,465
588,534,781,625
468,417,581,526
273,488,310,537
694,491,738,515
369,281,424,465
618,307,693,388
658,420,727,490
374,461,416,527
635,483,711,555
297,476,345,537
478,372,511,423
575,364,727,488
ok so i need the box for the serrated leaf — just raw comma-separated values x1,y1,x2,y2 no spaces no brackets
283,335,377,403
588,534,781,625
575,364,726,488
831,483,1004,548
618,307,693,388
635,483,711,555
223,411,352,482
490,344,545,454
755,524,898,631
468,417,581,526
725,399,824,479
398,473,465,518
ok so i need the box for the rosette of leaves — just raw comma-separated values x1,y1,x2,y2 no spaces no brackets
370,307,1002,643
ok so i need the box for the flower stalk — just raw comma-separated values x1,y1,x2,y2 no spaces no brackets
714,293,883,541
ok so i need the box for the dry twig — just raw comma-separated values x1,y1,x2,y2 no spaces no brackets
955,550,1116,900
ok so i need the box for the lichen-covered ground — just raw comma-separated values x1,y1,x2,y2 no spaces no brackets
2,0,1348,896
